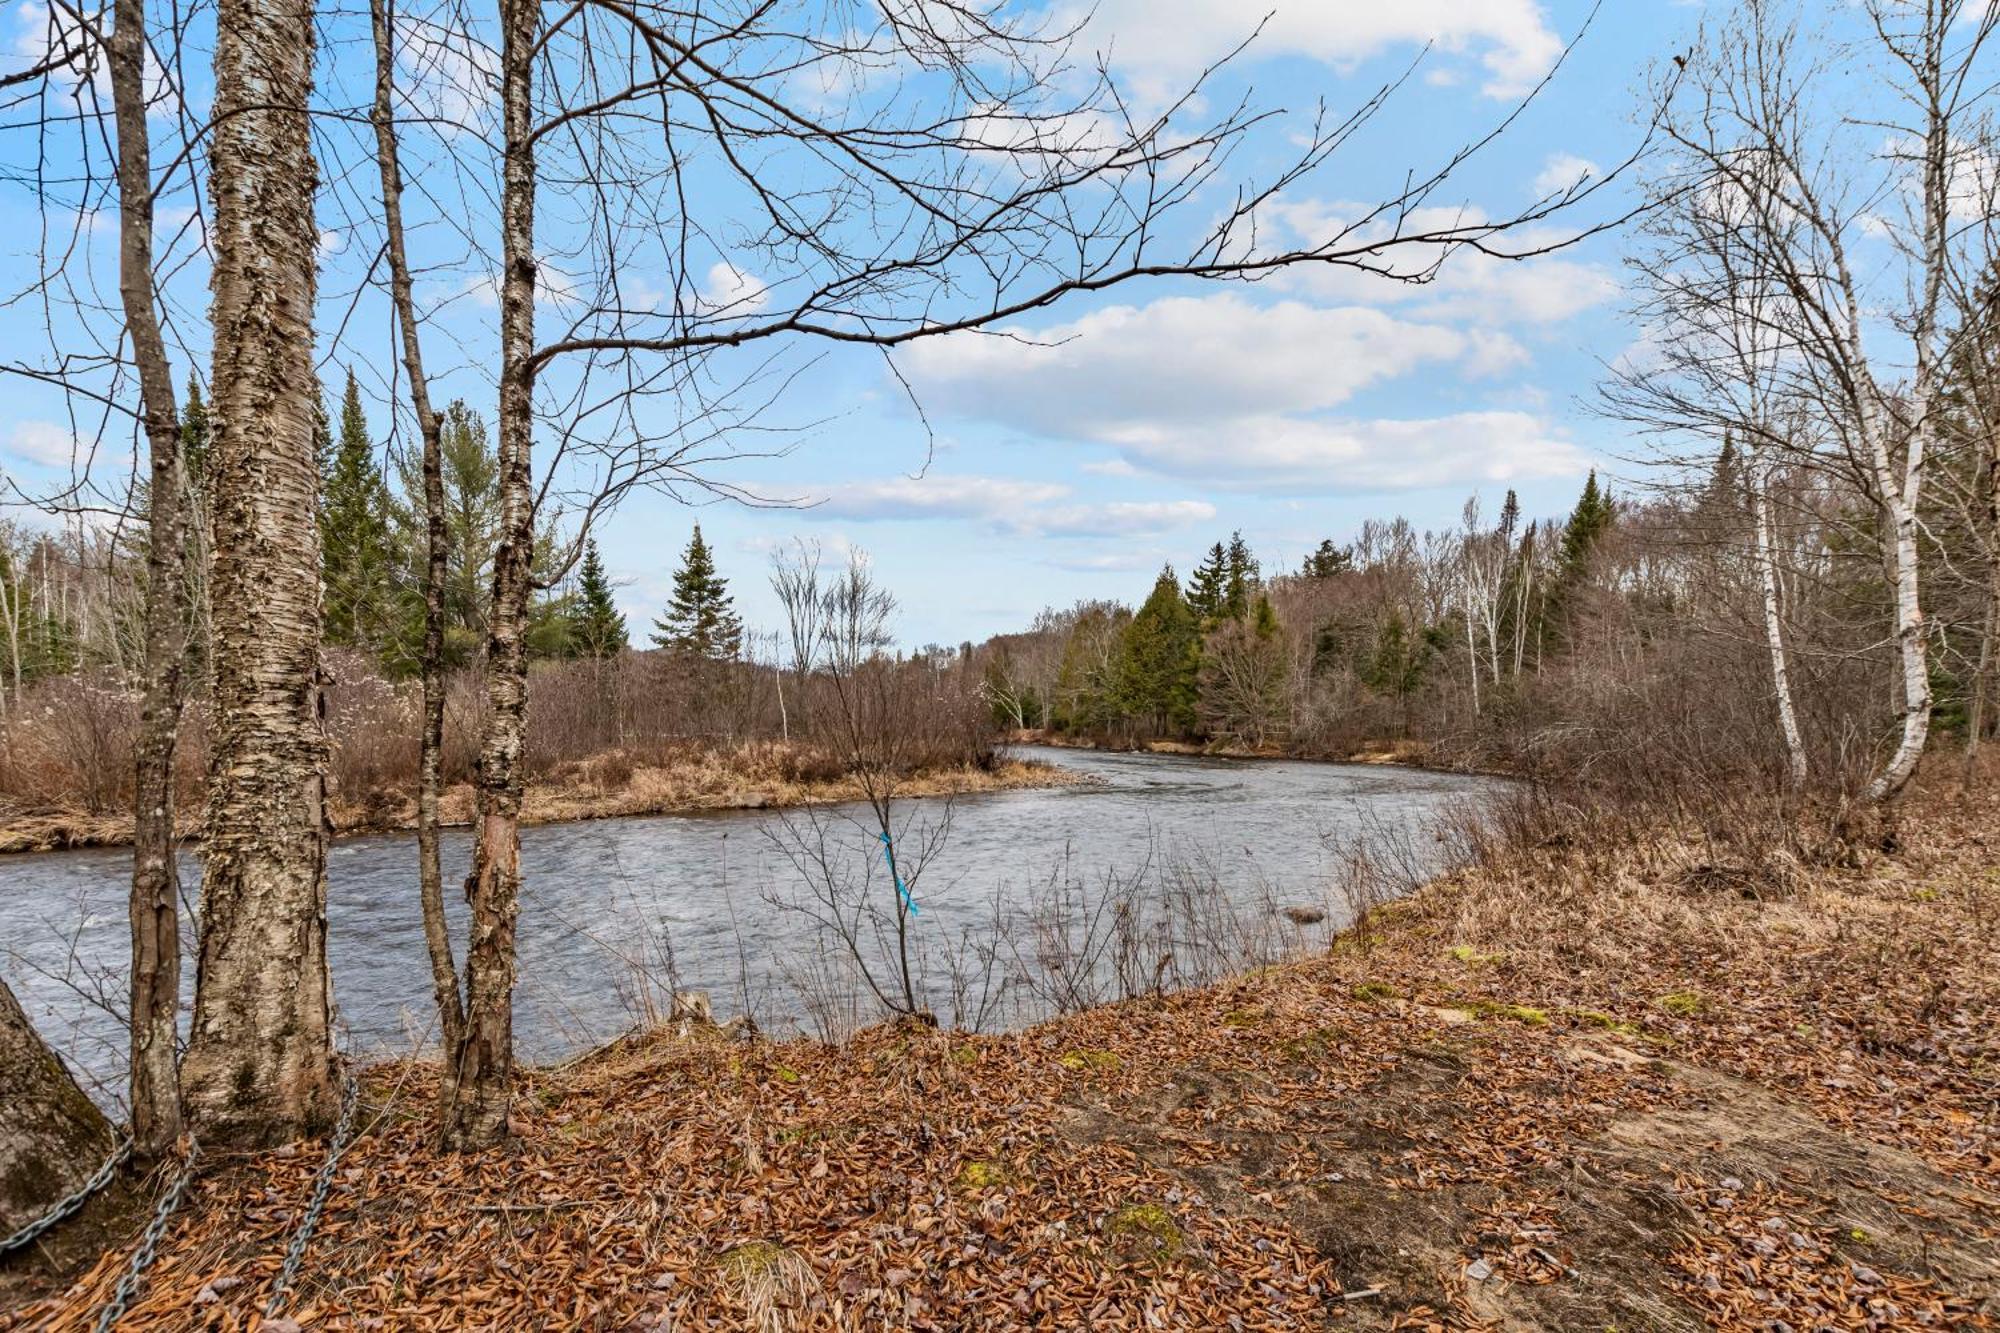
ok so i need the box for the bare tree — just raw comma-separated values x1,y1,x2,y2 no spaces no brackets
1611,0,2000,802
106,0,188,1160
180,0,338,1146
369,0,465,1110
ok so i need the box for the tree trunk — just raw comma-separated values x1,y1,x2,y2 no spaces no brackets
109,0,187,1161
1749,459,1807,792
370,0,464,1096
0,978,116,1237
442,0,539,1150
180,0,336,1148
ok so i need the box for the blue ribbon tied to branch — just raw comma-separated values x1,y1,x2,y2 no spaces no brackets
878,831,919,916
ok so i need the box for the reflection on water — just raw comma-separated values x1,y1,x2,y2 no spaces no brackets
0,747,1501,1105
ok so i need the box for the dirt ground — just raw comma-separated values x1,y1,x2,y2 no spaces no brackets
2,780,1994,1330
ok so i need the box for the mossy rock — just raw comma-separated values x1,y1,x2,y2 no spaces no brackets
1104,1202,1186,1265
1351,981,1401,1002
1059,1049,1121,1072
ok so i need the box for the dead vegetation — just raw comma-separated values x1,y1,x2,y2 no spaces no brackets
3,773,1996,1330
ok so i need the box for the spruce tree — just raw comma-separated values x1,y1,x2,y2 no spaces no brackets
1117,565,1200,734
1301,538,1352,579
651,523,743,659
320,369,396,652
569,538,627,657
180,373,210,492
1222,530,1258,620
1185,541,1228,622
1558,470,1615,580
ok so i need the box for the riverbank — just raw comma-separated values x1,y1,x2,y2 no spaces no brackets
7,778,1994,1329
0,743,1084,854
1011,727,1443,770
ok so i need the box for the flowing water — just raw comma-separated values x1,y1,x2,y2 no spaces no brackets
0,746,1503,1106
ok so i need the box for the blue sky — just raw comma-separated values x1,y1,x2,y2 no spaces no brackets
0,0,1700,649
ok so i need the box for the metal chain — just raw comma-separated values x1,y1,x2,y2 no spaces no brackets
93,1139,199,1333
0,1137,132,1258
264,1070,360,1318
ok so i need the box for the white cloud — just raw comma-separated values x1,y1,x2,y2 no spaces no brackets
1533,152,1600,199
804,473,1215,538
704,262,769,316
5,421,83,468
903,294,1476,437
1059,0,1564,101
1081,458,1139,477
897,292,1590,491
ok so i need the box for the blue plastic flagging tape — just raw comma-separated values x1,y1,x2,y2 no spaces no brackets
878,831,919,916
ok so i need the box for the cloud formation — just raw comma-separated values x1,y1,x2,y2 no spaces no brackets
804,474,1216,538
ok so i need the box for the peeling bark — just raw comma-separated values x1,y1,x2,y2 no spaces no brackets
442,0,539,1150
1748,458,1807,792
369,0,464,1098
180,0,336,1147
109,0,186,1161
0,978,115,1237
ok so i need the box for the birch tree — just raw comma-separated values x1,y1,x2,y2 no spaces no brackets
179,0,338,1146
1614,0,2000,801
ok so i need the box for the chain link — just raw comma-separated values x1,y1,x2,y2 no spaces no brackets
92,1138,198,1333
0,1136,132,1258
264,1070,360,1319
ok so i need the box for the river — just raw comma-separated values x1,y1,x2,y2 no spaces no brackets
0,746,1501,1107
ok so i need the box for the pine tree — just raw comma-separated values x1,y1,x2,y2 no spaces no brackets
568,537,627,657
320,369,396,652
180,373,210,492
1558,470,1615,581
651,523,742,659
1117,565,1200,734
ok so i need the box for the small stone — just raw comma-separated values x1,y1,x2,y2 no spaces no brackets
651,1272,678,1290
1719,1176,1743,1192
1852,1264,1882,1286
1465,1258,1494,1282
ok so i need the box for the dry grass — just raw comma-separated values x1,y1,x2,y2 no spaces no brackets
4,775,1996,1330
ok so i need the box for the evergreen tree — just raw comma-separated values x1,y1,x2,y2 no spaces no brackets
320,369,397,652
180,373,210,493
1558,470,1615,581
1186,541,1228,622
651,523,742,659
1117,565,1200,733
1301,538,1352,579
386,399,503,670
1222,530,1258,620
568,537,627,657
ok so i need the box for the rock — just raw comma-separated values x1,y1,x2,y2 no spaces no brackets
1852,1264,1883,1286
1282,905,1326,926
1719,1176,1743,1191
720,1014,759,1043
1465,1258,1494,1282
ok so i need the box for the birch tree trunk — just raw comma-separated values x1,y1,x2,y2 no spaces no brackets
370,0,464,1096
1748,458,1807,791
0,977,115,1237
109,0,187,1161
180,0,336,1147
442,0,539,1149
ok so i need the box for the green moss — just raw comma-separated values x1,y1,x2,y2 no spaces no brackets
1277,1025,1345,1058
770,1065,801,1084
1911,887,1939,902
1568,1008,1639,1034
949,1044,981,1066
717,1240,789,1280
1446,945,1503,965
1351,981,1401,1002
1467,1000,1548,1026
1222,1008,1264,1029
1058,1049,1121,1072
956,1158,1014,1190
1659,991,1705,1017
1105,1203,1185,1263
